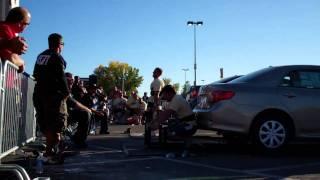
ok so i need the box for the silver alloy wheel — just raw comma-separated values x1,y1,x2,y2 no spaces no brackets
259,120,286,149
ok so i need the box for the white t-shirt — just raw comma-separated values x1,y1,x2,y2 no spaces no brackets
167,94,193,119
150,78,165,93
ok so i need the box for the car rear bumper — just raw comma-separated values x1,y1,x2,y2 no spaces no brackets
194,102,256,134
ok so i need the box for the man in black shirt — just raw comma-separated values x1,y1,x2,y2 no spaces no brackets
65,72,92,148
33,33,68,164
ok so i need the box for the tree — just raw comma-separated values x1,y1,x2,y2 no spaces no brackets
181,81,191,97
162,77,180,93
173,83,180,93
93,61,143,95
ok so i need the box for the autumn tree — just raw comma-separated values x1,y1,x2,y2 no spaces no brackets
162,77,180,93
94,61,143,95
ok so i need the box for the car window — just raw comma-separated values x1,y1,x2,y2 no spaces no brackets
280,70,320,89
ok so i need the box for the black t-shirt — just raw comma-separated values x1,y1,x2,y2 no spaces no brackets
33,49,69,97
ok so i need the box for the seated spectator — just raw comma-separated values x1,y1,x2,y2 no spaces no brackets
157,85,197,137
96,93,110,134
0,7,31,73
65,72,92,148
126,91,147,125
126,91,141,115
81,84,110,134
111,91,128,124
72,75,86,101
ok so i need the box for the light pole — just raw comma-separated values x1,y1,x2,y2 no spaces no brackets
187,21,203,87
182,68,189,85
122,68,126,93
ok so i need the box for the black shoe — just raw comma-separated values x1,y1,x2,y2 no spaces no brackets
123,128,131,134
100,131,110,135
43,154,64,165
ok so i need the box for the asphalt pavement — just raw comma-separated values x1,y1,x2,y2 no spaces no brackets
2,125,320,180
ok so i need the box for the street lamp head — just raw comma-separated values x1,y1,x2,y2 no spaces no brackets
187,21,203,26
196,21,203,26
187,21,194,26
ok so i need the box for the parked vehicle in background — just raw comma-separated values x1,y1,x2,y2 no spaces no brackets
186,85,201,109
194,65,320,151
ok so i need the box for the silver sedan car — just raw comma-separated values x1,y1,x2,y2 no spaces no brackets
194,65,320,151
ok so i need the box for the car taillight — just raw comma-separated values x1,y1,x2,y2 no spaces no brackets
196,90,235,109
210,90,235,103
191,90,198,98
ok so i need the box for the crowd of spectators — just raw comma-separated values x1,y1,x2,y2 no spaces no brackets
0,6,197,167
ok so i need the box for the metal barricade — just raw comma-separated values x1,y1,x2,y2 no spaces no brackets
0,61,36,161
0,60,3,141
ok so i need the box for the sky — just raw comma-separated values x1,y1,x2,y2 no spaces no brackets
20,0,320,96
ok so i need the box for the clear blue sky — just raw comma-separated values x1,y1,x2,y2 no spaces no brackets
20,0,320,96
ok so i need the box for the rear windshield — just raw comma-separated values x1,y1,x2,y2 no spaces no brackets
229,67,275,83
213,75,242,83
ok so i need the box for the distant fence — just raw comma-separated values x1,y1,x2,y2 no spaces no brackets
0,60,36,162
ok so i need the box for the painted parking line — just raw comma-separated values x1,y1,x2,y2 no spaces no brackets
245,161,320,173
61,157,159,168
161,157,283,179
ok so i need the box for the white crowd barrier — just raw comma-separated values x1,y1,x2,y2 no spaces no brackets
0,60,36,162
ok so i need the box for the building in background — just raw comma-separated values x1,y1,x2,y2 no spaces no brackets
0,0,19,21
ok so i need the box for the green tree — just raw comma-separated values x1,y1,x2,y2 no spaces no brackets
161,77,180,93
181,81,191,97
162,77,171,85
94,61,143,95
173,83,180,93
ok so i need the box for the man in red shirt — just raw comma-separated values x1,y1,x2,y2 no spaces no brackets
0,7,31,72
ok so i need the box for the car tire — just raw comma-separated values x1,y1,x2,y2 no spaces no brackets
252,115,291,151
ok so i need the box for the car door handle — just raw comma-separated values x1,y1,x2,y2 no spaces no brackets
283,93,296,98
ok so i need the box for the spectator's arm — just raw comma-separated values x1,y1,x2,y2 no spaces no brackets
5,37,28,55
54,56,69,98
74,100,92,114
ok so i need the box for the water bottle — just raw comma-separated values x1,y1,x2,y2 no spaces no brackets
36,153,44,174
181,150,189,158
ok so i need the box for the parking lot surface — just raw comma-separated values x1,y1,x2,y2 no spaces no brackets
2,125,320,180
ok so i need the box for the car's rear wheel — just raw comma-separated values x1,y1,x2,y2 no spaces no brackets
252,116,291,151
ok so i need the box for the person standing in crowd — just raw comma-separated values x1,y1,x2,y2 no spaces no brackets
149,67,165,107
149,67,165,129
142,92,148,103
33,33,69,164
65,72,92,148
0,7,31,72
